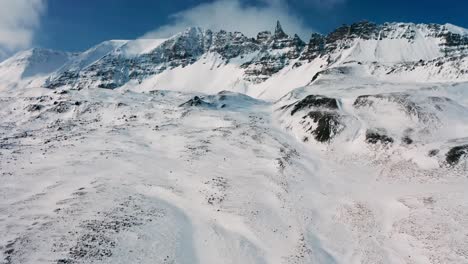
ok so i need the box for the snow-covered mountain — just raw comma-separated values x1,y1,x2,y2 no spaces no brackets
1,21,467,98
1,21,468,264
0,48,76,89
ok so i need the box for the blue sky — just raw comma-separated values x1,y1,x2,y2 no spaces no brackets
0,0,467,59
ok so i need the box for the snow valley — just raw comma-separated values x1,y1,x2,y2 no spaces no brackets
1,21,468,264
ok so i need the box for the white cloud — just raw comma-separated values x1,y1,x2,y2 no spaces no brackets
142,0,313,41
0,0,46,60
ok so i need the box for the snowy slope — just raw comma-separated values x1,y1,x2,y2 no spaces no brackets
1,84,467,263
55,40,128,73
445,23,468,36
0,49,75,91
1,20,468,264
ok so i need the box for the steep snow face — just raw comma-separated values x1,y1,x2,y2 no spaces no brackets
327,23,445,64
129,52,252,95
339,36,442,63
118,39,167,57
445,23,468,36
0,49,75,90
56,40,129,73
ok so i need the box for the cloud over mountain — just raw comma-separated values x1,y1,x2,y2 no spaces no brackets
0,0,46,60
142,0,313,40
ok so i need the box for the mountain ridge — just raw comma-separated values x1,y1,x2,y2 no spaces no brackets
1,20,467,99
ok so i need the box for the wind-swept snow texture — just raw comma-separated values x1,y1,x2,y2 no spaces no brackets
1,20,468,264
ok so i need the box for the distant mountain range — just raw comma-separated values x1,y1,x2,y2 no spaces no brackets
1,21,467,99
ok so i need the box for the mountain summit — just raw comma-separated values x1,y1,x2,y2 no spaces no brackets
274,20,288,39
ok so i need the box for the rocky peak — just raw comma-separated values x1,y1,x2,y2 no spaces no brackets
349,21,379,39
300,33,326,61
257,31,272,44
40,20,468,90
209,30,260,59
269,22,305,51
243,22,306,82
274,21,288,39
326,21,379,43
292,34,306,47
309,33,326,46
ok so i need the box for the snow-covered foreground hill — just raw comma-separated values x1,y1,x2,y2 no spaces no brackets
1,80,467,263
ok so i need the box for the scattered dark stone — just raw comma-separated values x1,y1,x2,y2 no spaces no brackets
12,132,28,139
310,71,322,82
98,83,118,89
5,242,15,248
428,149,439,157
303,111,342,142
147,90,167,96
25,104,44,112
52,102,71,113
72,191,86,196
402,136,413,145
366,130,394,145
74,101,81,106
57,258,74,264
446,145,468,165
290,95,339,115
179,96,213,108
3,247,14,264
38,96,52,103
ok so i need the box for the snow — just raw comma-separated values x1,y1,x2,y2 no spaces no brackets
0,49,74,90
253,57,327,99
58,40,128,72
1,79,468,263
445,23,468,36
1,21,468,264
341,37,442,63
129,52,251,95
119,38,167,57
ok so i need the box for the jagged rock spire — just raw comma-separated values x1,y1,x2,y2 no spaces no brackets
274,20,288,39
292,34,305,47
